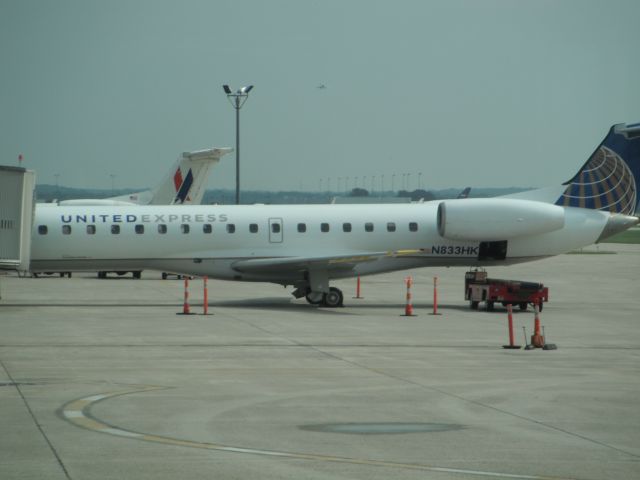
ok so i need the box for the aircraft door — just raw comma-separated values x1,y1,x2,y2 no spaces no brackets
268,218,283,243
478,240,507,261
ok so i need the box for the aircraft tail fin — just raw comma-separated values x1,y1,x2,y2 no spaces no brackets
149,147,232,205
457,187,471,199
555,123,640,215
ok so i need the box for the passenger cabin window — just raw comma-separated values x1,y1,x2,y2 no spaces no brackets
203,224,212,234
111,225,120,234
365,222,374,232
86,225,96,235
249,223,259,233
38,225,48,235
343,223,352,232
271,223,281,233
387,222,396,232
158,224,167,234
62,225,71,235
409,222,418,232
181,224,190,234
297,223,306,233
135,224,144,234
321,223,330,233
227,224,236,234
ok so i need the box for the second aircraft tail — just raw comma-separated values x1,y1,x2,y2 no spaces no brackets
149,147,232,205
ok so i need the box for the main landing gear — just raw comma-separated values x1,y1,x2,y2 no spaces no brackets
293,269,344,308
304,287,344,308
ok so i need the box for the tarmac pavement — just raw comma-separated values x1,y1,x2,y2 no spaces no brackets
1,243,639,479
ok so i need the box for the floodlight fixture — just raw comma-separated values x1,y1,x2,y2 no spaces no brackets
222,84,254,204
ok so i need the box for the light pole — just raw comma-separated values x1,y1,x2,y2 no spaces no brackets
110,174,116,195
223,84,254,205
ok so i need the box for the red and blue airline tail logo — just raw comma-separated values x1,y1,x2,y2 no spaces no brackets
555,123,640,215
173,168,194,204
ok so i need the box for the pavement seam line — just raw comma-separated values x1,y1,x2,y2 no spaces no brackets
0,357,73,480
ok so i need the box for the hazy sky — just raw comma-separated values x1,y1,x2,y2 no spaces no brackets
1,0,639,193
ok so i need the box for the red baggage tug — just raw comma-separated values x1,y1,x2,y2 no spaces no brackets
464,269,548,312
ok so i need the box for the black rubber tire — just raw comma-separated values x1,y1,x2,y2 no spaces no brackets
322,287,344,308
305,292,323,305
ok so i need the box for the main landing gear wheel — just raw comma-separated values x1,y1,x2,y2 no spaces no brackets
305,291,324,305
322,287,344,308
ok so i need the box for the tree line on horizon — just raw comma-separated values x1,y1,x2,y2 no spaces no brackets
35,184,531,205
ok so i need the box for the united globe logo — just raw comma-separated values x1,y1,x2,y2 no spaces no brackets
556,146,637,215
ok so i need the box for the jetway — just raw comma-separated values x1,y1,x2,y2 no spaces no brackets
0,166,36,274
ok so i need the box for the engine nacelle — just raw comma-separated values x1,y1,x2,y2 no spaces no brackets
437,198,565,241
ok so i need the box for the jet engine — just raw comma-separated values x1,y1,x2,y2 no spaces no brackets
437,198,565,241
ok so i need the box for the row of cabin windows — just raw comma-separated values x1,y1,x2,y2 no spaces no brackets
41,224,233,235
297,222,417,232
38,222,420,236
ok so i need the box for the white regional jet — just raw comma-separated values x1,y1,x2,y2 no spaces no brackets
29,123,640,307
58,148,232,206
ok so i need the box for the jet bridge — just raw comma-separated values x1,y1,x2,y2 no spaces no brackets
0,166,36,277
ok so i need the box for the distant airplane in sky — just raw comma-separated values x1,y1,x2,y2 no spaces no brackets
24,122,640,307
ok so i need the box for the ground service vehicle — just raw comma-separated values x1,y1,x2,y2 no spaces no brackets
465,269,548,311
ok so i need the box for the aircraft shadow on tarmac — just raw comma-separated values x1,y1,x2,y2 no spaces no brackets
208,298,488,314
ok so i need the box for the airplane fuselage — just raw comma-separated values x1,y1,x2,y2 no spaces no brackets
30,202,611,286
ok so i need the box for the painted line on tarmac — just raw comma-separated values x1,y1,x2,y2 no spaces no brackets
59,385,577,480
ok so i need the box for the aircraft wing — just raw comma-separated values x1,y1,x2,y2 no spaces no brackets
231,249,423,274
